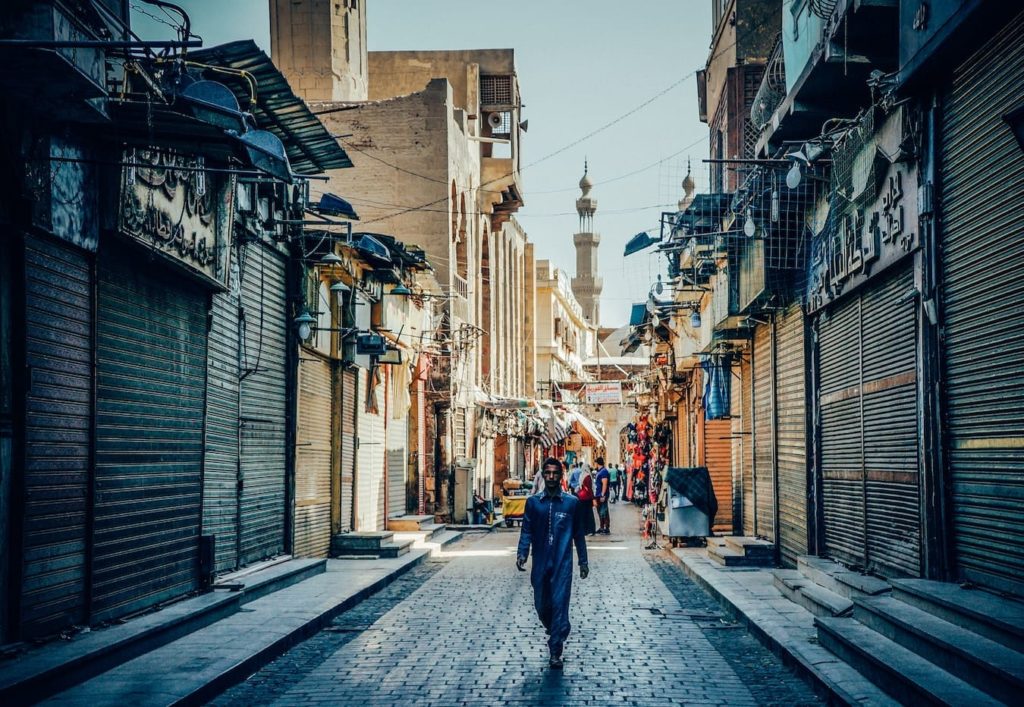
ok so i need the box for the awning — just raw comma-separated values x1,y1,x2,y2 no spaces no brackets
624,231,661,256
568,410,606,447
186,40,352,173
477,395,535,410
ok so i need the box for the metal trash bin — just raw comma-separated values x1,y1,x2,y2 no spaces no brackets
660,467,717,540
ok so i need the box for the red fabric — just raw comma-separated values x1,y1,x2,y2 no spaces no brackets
576,473,594,502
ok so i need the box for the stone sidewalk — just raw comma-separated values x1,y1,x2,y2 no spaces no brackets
37,548,437,706
671,547,898,706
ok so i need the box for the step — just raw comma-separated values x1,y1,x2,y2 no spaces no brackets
377,539,414,558
392,529,463,558
227,558,326,605
0,591,240,705
707,544,773,568
386,515,434,532
816,616,1002,707
331,531,395,555
834,571,891,598
797,582,854,618
854,595,1024,704
891,578,1024,653
772,569,809,603
724,536,775,558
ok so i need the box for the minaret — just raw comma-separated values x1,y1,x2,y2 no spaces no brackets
572,162,603,325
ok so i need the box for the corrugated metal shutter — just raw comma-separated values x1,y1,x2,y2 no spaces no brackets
818,266,920,576
704,418,732,532
356,369,386,530
338,368,356,532
93,248,205,622
775,303,808,567
238,241,287,564
940,11,1024,595
730,355,744,534
20,235,91,637
293,353,332,557
862,270,919,577
752,323,775,541
819,293,866,567
387,397,409,519
741,356,754,535
203,284,240,573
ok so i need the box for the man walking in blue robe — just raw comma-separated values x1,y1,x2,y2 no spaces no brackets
516,457,589,668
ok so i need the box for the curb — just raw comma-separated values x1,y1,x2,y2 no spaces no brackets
174,548,433,706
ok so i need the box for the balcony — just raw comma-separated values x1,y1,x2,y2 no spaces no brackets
450,273,470,322
750,35,785,132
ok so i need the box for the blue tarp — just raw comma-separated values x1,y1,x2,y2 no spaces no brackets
701,356,731,420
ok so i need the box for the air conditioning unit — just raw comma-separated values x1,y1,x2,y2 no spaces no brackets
356,333,387,356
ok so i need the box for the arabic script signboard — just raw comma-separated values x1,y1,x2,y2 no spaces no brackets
806,162,920,313
584,381,623,405
119,148,234,287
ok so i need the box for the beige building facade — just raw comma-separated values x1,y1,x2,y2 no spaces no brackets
270,0,526,523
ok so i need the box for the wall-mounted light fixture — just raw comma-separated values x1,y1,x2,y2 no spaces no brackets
690,309,702,328
294,310,316,341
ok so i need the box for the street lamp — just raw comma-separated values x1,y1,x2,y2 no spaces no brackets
294,310,316,341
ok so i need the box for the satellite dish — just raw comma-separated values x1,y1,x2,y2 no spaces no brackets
487,112,504,130
238,129,292,183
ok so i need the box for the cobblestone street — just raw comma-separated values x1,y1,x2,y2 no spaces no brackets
216,502,820,706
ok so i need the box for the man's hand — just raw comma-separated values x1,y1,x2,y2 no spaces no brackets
579,564,590,579
516,556,527,572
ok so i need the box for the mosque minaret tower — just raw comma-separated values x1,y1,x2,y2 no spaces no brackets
571,162,602,325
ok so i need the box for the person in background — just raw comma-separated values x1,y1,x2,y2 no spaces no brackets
576,464,596,536
593,457,611,534
608,464,620,503
532,466,545,495
516,458,590,669
568,463,583,494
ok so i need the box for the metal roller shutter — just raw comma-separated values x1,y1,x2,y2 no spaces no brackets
704,418,732,532
741,357,754,535
293,353,332,557
818,295,865,567
203,284,240,573
940,10,1024,595
775,303,808,566
730,356,744,535
338,368,356,532
238,241,287,564
356,369,386,531
93,248,205,622
817,266,920,575
752,324,774,541
20,235,92,637
387,397,409,519
862,269,919,577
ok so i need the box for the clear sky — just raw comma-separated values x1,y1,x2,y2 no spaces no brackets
132,0,714,328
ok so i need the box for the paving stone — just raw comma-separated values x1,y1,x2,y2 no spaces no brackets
216,503,819,706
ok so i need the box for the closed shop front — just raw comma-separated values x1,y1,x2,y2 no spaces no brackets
19,234,93,637
774,303,808,566
293,352,332,557
203,276,240,573
704,418,732,532
238,239,288,564
940,10,1024,595
356,368,386,530
336,367,357,532
387,395,409,519
740,356,754,535
817,266,920,576
752,324,775,541
93,246,207,622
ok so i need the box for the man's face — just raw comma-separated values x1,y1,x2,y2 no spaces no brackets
542,466,562,493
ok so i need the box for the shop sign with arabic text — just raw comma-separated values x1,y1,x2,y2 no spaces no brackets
806,163,919,313
119,148,234,287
